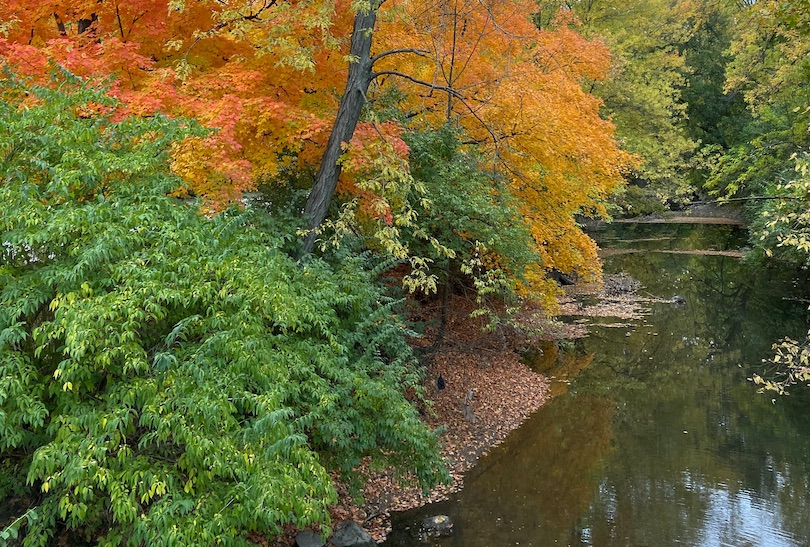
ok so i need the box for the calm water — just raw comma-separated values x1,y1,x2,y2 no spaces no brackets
384,222,810,547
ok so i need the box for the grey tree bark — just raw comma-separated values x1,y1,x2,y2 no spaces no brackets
300,6,379,256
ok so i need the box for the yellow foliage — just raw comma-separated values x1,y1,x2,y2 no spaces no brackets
374,1,638,293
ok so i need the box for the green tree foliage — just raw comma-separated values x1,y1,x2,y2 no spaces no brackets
752,330,810,395
0,72,445,546
403,127,539,303
751,153,810,264
676,1,748,151
705,0,810,200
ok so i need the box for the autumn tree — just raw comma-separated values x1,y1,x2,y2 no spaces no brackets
537,0,700,212
0,0,633,298
0,2,646,541
0,0,351,206
324,0,635,295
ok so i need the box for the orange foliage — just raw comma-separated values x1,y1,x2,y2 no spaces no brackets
373,1,638,285
337,122,412,227
1,0,635,295
0,0,349,207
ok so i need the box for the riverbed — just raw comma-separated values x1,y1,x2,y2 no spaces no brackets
383,221,810,546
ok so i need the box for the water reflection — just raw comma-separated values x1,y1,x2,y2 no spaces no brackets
384,223,810,547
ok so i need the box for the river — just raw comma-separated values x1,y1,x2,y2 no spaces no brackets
383,221,810,547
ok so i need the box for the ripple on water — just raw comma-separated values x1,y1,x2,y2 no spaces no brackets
697,486,799,546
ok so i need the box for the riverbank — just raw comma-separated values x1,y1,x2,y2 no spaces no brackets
615,201,747,225
276,206,747,545
272,274,660,544
267,296,557,545
335,296,555,542
341,275,656,543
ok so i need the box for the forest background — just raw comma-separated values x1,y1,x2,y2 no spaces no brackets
1,0,808,545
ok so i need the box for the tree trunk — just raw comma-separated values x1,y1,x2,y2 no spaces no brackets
300,6,379,256
77,14,98,34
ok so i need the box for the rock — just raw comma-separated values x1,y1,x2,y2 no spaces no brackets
420,515,453,538
603,273,642,296
671,295,686,305
329,520,375,547
295,530,326,547
549,269,576,286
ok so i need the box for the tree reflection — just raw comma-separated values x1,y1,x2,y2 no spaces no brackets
452,394,615,545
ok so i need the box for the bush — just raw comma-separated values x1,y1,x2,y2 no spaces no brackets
608,184,668,217
0,71,444,546
404,126,537,291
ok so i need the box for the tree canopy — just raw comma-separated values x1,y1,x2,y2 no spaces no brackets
7,0,810,542
0,0,634,297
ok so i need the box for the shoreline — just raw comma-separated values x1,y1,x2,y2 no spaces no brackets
347,347,550,542
325,297,556,544
337,273,663,543
275,260,666,545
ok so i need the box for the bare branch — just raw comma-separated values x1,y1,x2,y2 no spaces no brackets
372,70,500,145
370,48,430,65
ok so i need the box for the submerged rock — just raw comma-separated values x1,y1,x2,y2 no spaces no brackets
420,515,454,539
330,520,375,547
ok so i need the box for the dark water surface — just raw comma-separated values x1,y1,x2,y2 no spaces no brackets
384,222,810,547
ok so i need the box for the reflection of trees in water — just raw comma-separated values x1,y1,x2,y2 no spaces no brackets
384,393,615,547
604,250,807,365
574,224,810,545
451,394,614,546
592,222,747,254
565,337,810,545
694,256,770,349
524,340,595,397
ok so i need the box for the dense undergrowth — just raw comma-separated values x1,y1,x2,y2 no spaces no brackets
0,73,447,546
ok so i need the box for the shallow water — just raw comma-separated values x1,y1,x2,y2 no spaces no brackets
384,222,810,547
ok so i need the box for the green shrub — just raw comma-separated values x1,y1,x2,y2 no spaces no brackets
404,126,537,289
608,184,668,217
0,71,444,546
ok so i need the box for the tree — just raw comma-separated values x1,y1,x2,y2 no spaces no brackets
0,72,445,545
1,0,633,298
705,0,810,200
301,4,379,255
676,0,747,151
0,0,350,207
536,0,698,208
750,152,810,264
373,2,635,285
322,0,636,291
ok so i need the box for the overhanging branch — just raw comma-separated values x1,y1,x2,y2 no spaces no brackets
370,48,430,64
371,70,500,146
